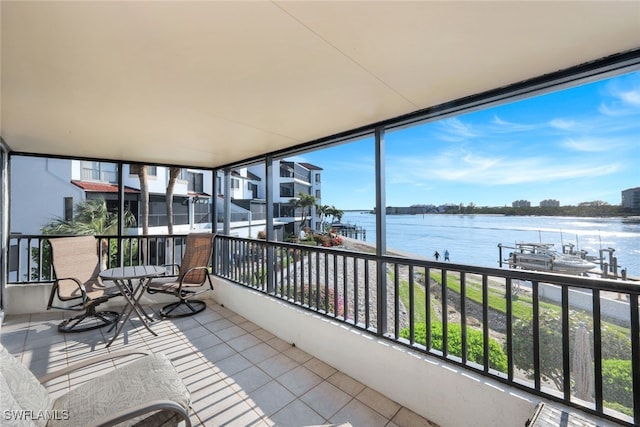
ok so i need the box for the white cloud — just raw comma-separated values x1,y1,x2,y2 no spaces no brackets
561,137,609,152
599,77,640,116
387,151,620,187
599,102,626,117
437,158,619,185
549,118,575,130
619,89,640,107
561,136,637,153
436,117,477,141
491,115,537,132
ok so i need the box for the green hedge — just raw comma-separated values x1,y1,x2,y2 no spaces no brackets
602,359,632,411
400,322,508,372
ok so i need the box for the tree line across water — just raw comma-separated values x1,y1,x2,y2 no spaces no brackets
377,203,637,217
467,204,635,217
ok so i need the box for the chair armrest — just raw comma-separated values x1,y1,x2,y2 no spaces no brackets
54,277,89,302
92,399,191,427
38,349,151,384
179,266,212,286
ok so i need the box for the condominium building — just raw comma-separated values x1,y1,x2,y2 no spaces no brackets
621,187,640,211
10,156,321,238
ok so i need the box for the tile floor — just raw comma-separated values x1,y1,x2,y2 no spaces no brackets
0,302,437,427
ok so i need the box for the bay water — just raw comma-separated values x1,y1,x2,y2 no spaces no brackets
340,212,640,277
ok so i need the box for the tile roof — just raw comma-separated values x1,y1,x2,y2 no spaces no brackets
71,180,139,193
298,162,323,171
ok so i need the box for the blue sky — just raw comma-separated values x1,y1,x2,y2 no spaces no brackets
291,71,640,210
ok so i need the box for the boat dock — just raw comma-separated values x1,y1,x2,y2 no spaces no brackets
498,242,637,281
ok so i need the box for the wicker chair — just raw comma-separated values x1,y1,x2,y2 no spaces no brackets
0,343,191,427
147,233,214,318
47,236,121,333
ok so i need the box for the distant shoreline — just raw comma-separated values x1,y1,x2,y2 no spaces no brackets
343,208,639,219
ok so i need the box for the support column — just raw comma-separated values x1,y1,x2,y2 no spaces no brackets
212,168,219,234
265,155,275,293
117,162,124,267
223,168,231,236
375,126,387,336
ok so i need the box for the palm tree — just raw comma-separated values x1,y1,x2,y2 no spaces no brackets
166,167,181,235
327,205,344,224
39,198,136,272
312,204,344,232
136,165,150,264
316,204,330,231
137,165,149,236
41,198,135,235
165,167,181,266
289,192,316,229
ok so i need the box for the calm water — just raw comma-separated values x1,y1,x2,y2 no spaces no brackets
340,212,640,276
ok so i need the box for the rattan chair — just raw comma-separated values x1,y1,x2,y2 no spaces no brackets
47,236,121,333
147,233,214,318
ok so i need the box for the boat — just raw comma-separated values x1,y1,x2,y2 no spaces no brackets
504,243,597,275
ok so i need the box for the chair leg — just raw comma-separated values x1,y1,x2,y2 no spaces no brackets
159,300,206,318
58,305,119,333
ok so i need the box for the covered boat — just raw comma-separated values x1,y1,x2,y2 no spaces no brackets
506,243,597,275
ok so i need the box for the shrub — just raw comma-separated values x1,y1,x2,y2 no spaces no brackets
309,231,342,247
602,359,632,410
600,326,632,360
401,322,508,372
511,310,631,391
603,401,633,417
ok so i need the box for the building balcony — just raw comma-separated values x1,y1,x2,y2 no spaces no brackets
3,234,635,426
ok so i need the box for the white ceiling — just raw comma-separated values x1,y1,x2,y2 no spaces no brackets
2,1,639,168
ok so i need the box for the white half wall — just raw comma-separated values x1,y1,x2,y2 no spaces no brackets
210,276,538,427
3,283,178,315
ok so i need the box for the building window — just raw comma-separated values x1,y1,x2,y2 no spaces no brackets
178,169,204,192
315,173,321,183
186,171,204,193
147,195,189,227
280,183,294,198
129,164,157,177
315,190,321,199
64,197,73,221
280,162,295,178
279,161,310,182
294,182,310,196
194,199,211,224
80,161,117,182
231,178,240,189
248,183,258,198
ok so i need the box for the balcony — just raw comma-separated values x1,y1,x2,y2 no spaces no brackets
1,301,438,426
3,3,639,426
3,234,635,426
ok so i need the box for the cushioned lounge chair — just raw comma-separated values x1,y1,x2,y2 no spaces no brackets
147,233,215,318
47,236,121,333
0,343,191,427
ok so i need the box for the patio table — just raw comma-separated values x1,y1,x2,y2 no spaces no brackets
100,265,166,347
